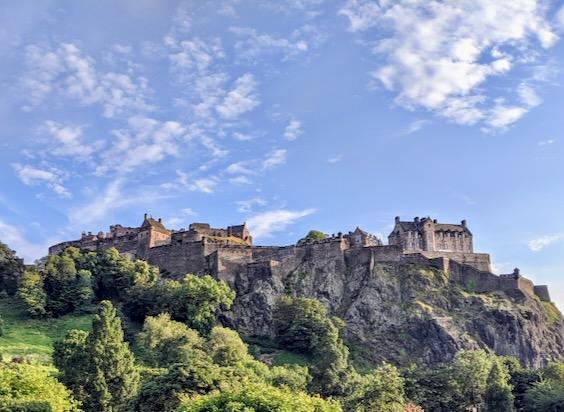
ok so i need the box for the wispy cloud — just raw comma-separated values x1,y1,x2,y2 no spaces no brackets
528,234,564,252
12,163,71,198
284,119,303,141
262,149,287,170
236,197,267,213
402,119,429,136
189,177,218,194
328,154,343,163
247,208,316,238
230,27,309,61
22,43,153,117
0,220,53,262
216,73,260,120
538,139,556,146
44,121,99,159
96,116,186,175
339,0,559,130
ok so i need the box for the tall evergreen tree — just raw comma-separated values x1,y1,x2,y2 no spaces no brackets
86,300,139,412
484,361,514,412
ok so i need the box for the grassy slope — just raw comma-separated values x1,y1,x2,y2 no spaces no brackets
0,296,93,363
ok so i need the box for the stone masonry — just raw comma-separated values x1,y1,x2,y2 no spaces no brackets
48,214,553,303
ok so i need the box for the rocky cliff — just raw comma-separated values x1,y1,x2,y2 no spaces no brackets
223,256,564,368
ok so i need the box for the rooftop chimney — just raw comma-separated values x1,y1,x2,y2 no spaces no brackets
461,219,467,227
414,217,420,223
395,216,400,223
144,213,148,220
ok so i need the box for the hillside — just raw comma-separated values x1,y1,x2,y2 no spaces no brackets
0,297,92,363
226,259,564,368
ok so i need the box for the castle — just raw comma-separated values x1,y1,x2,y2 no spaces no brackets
48,214,552,303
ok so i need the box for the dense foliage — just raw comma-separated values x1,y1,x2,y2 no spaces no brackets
179,382,342,412
274,296,351,396
0,363,78,411
0,241,24,295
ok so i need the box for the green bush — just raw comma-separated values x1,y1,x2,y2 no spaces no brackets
0,363,78,412
179,382,342,412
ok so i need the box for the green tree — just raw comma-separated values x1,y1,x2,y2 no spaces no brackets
44,252,94,316
268,364,311,392
179,382,342,412
137,313,206,367
402,364,461,411
53,330,90,405
524,379,564,411
274,296,351,396
298,230,328,244
131,359,222,412
17,270,47,317
158,275,235,334
86,300,139,412
0,363,79,411
0,241,24,295
344,363,406,412
207,326,252,367
451,350,495,410
523,362,564,411
88,248,158,301
484,360,514,412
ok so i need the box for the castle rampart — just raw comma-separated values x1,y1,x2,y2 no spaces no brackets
47,213,554,304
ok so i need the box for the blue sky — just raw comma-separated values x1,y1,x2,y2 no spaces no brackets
1,0,564,309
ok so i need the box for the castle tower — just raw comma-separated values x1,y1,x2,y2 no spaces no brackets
137,213,172,258
388,216,473,253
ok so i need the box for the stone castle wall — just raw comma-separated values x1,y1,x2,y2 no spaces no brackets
47,215,553,304
146,241,207,277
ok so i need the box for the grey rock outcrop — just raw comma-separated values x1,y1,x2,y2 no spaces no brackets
223,255,563,368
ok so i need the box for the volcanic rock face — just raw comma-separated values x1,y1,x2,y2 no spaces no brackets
223,257,564,368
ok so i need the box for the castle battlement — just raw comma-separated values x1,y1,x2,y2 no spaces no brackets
47,213,553,303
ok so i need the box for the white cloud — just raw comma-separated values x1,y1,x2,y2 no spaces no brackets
263,149,287,170
96,116,186,175
230,27,309,61
328,154,343,163
528,234,564,252
168,38,224,77
284,119,303,141
247,208,316,238
167,207,198,227
68,179,125,226
236,197,267,213
339,0,559,129
402,119,429,135
216,73,260,119
538,139,556,146
517,83,542,108
486,103,528,130
12,163,71,198
22,43,153,117
189,177,218,194
226,161,253,175
200,135,229,158
45,121,97,158
0,220,52,262
229,176,252,185
233,132,256,141
338,0,382,32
